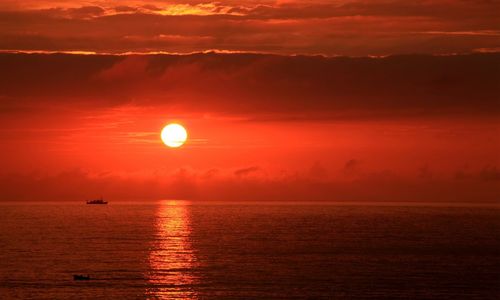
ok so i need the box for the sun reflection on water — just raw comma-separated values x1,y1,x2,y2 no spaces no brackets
147,200,199,299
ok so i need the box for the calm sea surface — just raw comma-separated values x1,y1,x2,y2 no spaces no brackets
0,201,499,299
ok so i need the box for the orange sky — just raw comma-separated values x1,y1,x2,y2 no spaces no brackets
0,0,499,55
0,53,498,202
0,1,499,202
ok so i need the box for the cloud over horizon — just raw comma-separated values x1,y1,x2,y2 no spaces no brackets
1,162,499,202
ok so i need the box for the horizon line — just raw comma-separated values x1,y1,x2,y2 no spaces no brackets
1,49,499,58
1,199,499,206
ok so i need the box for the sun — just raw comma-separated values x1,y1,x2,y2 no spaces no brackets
161,123,188,148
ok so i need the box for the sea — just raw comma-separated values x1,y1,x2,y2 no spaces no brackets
0,201,499,299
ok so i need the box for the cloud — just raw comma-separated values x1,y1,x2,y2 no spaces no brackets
479,165,500,181
1,52,498,120
343,159,360,175
66,6,105,18
234,166,262,177
1,166,499,202
455,165,500,182
114,6,138,13
0,1,499,55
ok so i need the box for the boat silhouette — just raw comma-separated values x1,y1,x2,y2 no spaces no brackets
86,197,107,204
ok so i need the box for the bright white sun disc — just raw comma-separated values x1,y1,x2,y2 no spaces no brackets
161,123,187,148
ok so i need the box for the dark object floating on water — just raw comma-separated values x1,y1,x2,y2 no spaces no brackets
87,197,107,204
73,274,90,281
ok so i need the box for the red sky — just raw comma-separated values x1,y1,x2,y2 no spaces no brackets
0,1,499,202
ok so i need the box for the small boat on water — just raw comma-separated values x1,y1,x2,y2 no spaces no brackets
86,197,108,204
73,274,90,281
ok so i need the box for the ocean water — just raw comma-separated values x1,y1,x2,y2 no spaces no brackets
0,201,499,299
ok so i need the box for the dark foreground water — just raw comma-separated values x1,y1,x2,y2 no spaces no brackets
0,201,499,299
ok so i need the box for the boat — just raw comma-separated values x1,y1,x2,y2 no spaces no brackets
73,274,90,281
86,197,108,204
